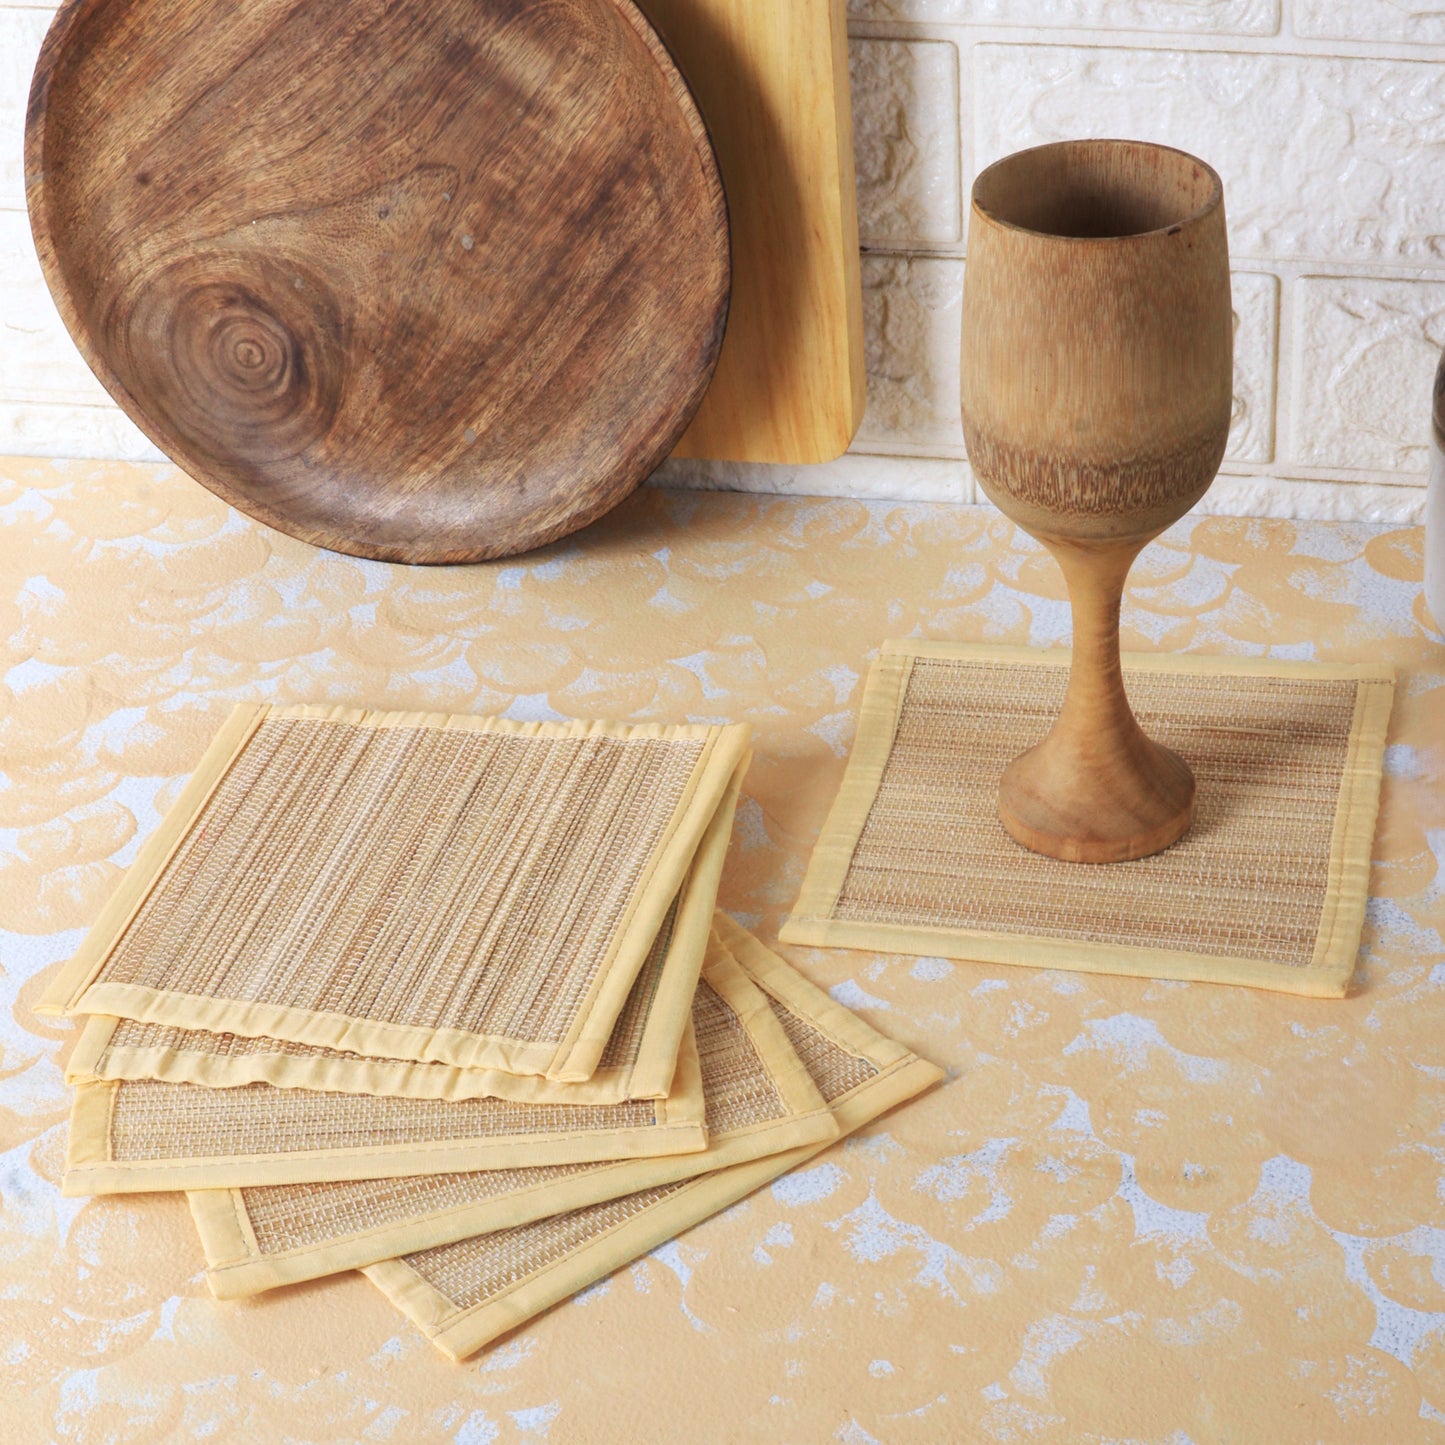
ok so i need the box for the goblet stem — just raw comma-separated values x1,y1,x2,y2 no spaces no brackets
1052,537,1147,755
998,535,1196,863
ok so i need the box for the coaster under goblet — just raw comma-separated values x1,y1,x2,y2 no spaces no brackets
960,139,1233,863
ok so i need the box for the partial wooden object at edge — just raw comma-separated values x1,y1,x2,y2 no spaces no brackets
643,0,866,465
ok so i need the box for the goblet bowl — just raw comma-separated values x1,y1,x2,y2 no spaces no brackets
960,138,1233,862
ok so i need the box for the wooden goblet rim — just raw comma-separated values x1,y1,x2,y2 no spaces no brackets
971,137,1222,246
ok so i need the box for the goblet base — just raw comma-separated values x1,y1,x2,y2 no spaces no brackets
998,732,1195,864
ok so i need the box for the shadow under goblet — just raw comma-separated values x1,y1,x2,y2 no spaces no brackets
960,139,1233,863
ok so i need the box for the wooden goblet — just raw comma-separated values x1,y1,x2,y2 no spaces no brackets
960,139,1233,863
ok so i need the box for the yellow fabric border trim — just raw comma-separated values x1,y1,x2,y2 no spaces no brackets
186,929,841,1299
39,701,751,1081
65,1011,676,1108
785,649,913,929
65,985,565,1079
1311,672,1395,984
36,703,266,1016
543,722,751,1081
65,1073,118,1187
66,756,750,1107
713,912,914,1070
364,973,944,1360
60,1020,708,1198
64,1016,123,1084
779,640,1395,999
698,930,832,1123
623,751,749,1099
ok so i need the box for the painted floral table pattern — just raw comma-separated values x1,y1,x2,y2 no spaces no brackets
1,456,1443,1444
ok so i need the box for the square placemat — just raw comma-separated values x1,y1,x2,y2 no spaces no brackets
364,918,943,1361
781,641,1395,997
64,751,746,1108
187,925,838,1299
40,703,750,1081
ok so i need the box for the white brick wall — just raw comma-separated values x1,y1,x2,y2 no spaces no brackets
1295,1,1445,44
1292,276,1445,472
4,3,1443,522
664,2,1445,523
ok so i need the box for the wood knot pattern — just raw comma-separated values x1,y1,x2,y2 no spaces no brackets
118,255,346,466
27,0,730,563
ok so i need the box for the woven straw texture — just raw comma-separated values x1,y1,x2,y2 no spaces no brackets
365,919,944,1361
40,704,750,1082
70,898,683,1097
781,642,1395,997
62,1013,708,1195
188,930,838,1298
68,837,716,1109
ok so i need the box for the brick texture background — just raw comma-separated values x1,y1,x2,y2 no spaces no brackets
5,2,1443,521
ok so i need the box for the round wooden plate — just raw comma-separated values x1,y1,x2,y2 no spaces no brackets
26,0,730,563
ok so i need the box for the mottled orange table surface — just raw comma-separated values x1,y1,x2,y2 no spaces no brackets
2,456,1443,1444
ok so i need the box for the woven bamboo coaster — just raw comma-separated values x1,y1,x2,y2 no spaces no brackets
63,1015,709,1196
64,752,746,1108
187,927,839,1298
364,915,944,1361
39,704,750,1081
781,641,1396,997
65,890,694,1105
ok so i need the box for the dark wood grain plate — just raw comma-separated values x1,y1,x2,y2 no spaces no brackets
26,0,730,563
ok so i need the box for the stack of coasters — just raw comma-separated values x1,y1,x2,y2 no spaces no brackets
187,927,852,1299
365,920,942,1361
40,703,942,1359
40,704,751,1080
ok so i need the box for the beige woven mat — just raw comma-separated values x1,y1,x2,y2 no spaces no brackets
365,914,944,1361
65,750,744,1107
63,1014,708,1196
781,641,1395,997
188,925,838,1298
39,704,750,1081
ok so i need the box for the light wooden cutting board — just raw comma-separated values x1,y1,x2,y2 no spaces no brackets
638,0,866,465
